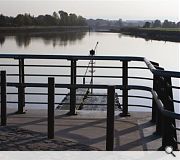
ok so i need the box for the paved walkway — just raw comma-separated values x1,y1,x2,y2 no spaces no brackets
0,126,99,151
0,108,166,151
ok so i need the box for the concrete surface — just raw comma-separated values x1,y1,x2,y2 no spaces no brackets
0,108,169,151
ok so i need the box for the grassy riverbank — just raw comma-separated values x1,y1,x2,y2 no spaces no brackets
111,27,180,42
0,26,89,34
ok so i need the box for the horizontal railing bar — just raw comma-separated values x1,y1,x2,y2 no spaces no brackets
175,141,180,144
6,74,153,80
172,100,180,103
6,101,18,104
128,104,152,108
3,101,109,105
6,74,123,78
0,54,145,61
24,64,70,68
6,74,70,77
0,64,149,70
6,92,110,97
5,92,152,100
14,83,150,91
6,82,152,91
144,58,180,78
128,95,152,100
0,64,18,66
1,54,180,78
171,124,180,131
128,76,153,80
171,86,180,89
152,90,180,120
58,103,108,105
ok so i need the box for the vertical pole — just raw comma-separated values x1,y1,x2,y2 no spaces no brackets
120,61,130,117
1,71,7,126
155,76,164,135
18,58,25,114
106,86,115,151
153,67,164,135
151,75,158,123
161,77,178,150
83,77,85,85
151,63,159,123
91,58,93,94
48,77,55,139
68,60,77,115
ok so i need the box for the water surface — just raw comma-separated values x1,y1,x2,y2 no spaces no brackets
0,31,179,112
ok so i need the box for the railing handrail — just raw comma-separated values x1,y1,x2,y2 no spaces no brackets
0,53,144,61
1,54,180,78
1,54,180,150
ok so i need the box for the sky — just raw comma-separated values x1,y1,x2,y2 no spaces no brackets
0,0,179,21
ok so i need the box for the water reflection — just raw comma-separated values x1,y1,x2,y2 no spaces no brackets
0,36,5,46
41,32,87,47
13,32,87,48
15,34,31,47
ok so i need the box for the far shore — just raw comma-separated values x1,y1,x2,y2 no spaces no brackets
0,26,89,34
108,27,180,43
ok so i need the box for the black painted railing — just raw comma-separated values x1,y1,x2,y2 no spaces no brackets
0,54,180,151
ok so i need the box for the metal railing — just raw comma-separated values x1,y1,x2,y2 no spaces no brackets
0,54,180,151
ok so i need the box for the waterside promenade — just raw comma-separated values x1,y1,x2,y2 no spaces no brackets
0,108,166,151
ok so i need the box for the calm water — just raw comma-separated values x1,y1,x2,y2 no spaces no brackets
0,31,179,112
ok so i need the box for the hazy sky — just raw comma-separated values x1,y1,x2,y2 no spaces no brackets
0,0,179,21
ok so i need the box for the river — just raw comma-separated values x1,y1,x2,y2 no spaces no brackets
0,31,179,112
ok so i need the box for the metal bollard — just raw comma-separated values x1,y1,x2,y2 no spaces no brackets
68,60,77,115
120,61,130,117
106,86,115,151
1,71,7,126
48,77,55,139
17,58,25,114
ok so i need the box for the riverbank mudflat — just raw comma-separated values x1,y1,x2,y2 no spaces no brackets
111,28,180,42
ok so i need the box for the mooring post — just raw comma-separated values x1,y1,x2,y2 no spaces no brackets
17,58,25,114
48,77,55,139
68,60,77,115
106,86,115,151
1,71,7,126
120,61,130,117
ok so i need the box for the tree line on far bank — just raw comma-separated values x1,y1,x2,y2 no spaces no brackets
143,20,180,28
0,11,87,27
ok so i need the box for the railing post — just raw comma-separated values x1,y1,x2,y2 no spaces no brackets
155,76,164,135
152,66,164,135
151,75,158,123
151,62,159,123
161,77,178,150
48,77,55,139
67,60,77,115
1,71,7,126
120,61,130,117
106,86,115,151
17,58,25,114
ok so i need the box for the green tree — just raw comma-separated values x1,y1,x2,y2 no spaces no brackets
68,13,78,25
77,16,87,26
152,20,161,28
14,14,24,26
53,11,59,25
143,22,151,28
58,10,68,25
